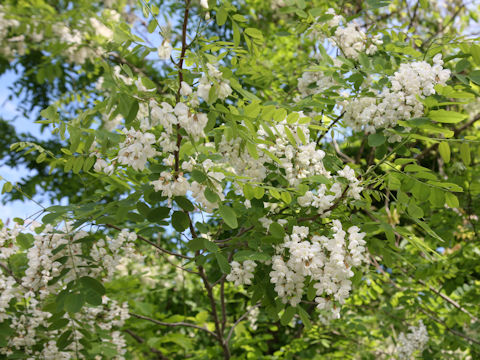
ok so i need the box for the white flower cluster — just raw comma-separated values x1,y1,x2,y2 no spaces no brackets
198,63,233,101
298,165,362,216
297,70,336,98
258,119,330,187
270,0,286,10
151,156,225,212
0,6,23,59
52,23,95,64
397,320,429,359
0,223,138,359
325,9,382,60
226,260,257,286
269,222,366,319
90,17,113,41
117,128,158,171
343,55,451,134
94,127,158,174
217,115,363,214
247,305,260,331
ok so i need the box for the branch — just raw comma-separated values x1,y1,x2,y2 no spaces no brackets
333,138,356,163
226,303,260,343
214,225,255,243
418,308,480,346
124,329,168,360
316,111,345,145
0,262,23,286
197,265,231,358
174,0,192,176
416,278,478,323
129,312,218,339
104,223,192,260
414,113,479,163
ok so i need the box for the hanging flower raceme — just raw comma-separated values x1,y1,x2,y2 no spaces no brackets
0,222,140,359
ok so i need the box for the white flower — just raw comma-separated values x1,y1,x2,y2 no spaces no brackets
118,128,158,171
226,260,257,286
200,0,209,9
180,81,192,96
90,18,113,40
158,39,172,60
197,76,212,100
217,81,232,99
397,321,429,359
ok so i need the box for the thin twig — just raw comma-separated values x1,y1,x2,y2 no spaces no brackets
124,329,168,360
173,0,192,176
316,111,345,145
414,113,479,163
415,278,478,322
104,223,192,260
418,308,480,346
226,303,261,343
129,312,218,339
0,262,23,286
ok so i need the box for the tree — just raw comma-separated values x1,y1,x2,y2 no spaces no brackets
0,0,479,358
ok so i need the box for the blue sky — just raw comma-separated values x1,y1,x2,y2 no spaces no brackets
0,70,48,223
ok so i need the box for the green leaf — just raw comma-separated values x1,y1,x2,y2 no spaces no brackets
191,169,207,183
232,22,241,46
2,182,13,194
174,196,195,212
40,105,59,122
234,250,270,262
246,142,259,159
269,222,285,239
469,70,480,85
297,306,312,330
307,282,316,301
280,306,296,326
85,291,103,306
438,142,450,163
172,211,190,232
16,233,34,250
48,318,69,331
460,143,471,166
407,202,424,218
253,187,265,199
219,205,238,229
147,19,157,33
429,110,467,124
216,7,228,26
232,14,247,22
368,133,386,147
445,192,459,208
366,0,391,8
65,292,84,313
244,27,264,41
57,330,73,350
188,237,206,252
79,276,106,295
215,252,231,273
147,207,170,222
204,188,220,203
83,156,95,172
136,201,150,216
471,44,480,65
125,101,139,125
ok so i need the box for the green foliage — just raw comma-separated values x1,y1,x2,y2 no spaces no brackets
0,0,479,359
